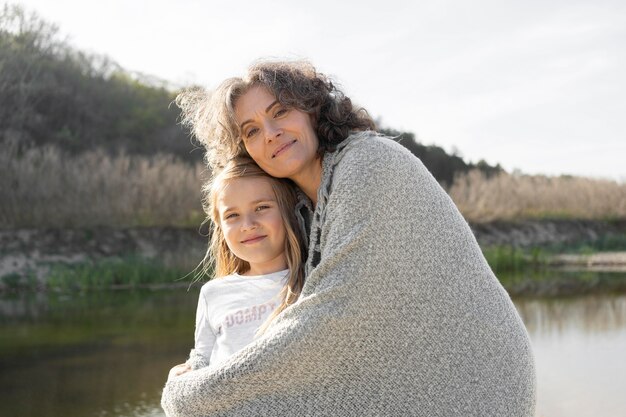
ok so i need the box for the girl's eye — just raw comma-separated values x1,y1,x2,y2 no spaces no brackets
255,205,270,212
224,213,238,220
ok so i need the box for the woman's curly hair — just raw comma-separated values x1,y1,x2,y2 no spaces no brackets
176,60,376,172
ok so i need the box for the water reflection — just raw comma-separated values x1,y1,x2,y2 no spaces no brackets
514,294,626,417
515,294,626,336
1,284,626,417
0,289,198,417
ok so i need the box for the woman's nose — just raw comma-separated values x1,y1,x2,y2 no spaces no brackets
264,121,282,142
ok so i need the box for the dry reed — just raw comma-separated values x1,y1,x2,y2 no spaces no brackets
2,142,624,228
0,141,206,228
449,169,626,223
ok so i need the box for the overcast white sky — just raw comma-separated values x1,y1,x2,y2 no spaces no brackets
10,0,626,180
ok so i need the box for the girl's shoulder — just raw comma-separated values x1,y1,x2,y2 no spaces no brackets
199,273,239,295
200,270,287,292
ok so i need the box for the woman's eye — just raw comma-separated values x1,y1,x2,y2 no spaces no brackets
274,108,287,118
245,128,259,139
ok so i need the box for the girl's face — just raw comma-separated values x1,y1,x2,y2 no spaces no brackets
216,176,287,276
235,86,321,187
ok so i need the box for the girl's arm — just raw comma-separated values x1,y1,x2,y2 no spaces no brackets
161,285,345,416
185,284,216,370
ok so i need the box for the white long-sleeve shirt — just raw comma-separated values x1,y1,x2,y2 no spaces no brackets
189,269,287,368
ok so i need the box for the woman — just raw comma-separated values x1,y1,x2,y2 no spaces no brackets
162,60,536,416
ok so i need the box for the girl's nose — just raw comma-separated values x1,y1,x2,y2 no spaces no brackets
241,215,258,231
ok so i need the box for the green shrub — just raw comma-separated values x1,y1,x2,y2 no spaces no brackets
46,257,192,291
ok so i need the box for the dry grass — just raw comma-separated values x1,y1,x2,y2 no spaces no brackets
0,142,206,228
2,142,625,228
449,169,626,223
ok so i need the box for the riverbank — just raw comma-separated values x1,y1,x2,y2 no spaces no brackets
0,227,206,291
471,218,626,248
1,219,626,294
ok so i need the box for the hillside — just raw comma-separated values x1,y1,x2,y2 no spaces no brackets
0,4,498,185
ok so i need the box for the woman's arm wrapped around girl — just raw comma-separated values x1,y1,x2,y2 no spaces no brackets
161,133,535,417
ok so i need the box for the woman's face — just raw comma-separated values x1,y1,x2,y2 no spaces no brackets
235,86,320,184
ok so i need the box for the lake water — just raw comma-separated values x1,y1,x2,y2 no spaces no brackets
1,280,625,417
516,294,626,417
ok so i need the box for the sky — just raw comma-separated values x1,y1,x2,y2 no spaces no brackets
9,0,626,180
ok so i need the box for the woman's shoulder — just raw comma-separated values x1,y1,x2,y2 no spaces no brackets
342,131,412,155
331,131,428,181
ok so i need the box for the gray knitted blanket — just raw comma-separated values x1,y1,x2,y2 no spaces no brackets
161,132,536,416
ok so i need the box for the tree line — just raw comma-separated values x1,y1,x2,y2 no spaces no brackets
0,4,190,158
0,3,501,186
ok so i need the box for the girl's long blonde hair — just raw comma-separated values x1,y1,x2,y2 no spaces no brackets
199,157,306,331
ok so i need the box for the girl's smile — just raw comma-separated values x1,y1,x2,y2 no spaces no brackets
241,235,266,244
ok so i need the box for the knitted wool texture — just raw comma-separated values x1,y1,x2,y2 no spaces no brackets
161,132,536,416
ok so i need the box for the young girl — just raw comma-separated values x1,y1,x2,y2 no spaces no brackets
168,157,306,379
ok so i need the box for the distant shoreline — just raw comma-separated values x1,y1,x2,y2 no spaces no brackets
1,219,625,294
471,218,626,248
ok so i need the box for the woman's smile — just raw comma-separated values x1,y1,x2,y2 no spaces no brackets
271,139,297,159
